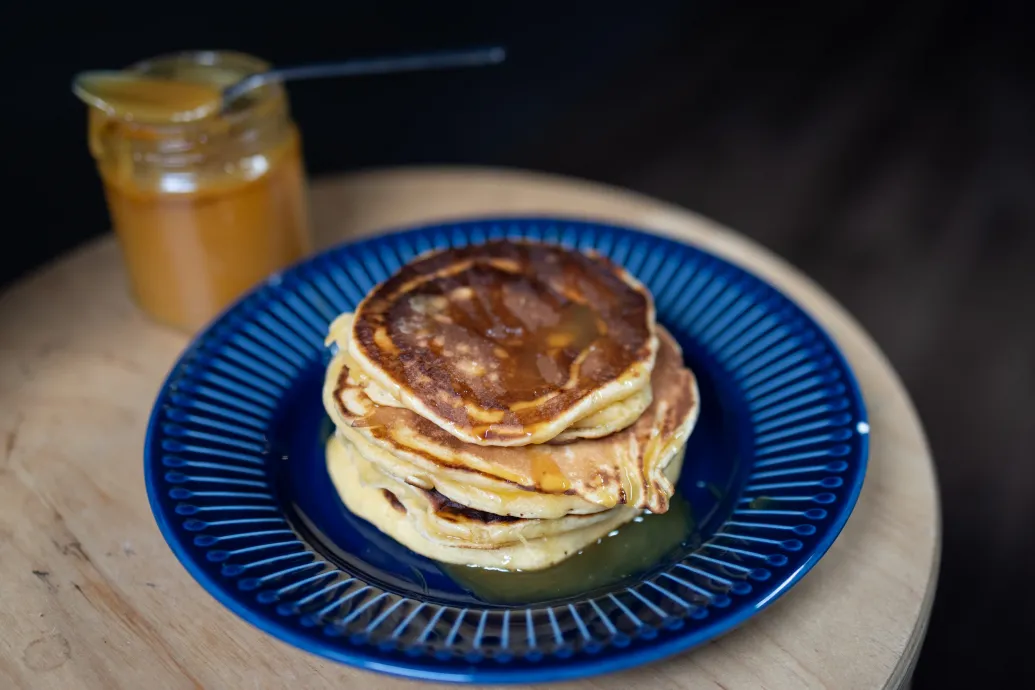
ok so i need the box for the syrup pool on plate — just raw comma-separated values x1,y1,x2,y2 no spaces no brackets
442,494,698,605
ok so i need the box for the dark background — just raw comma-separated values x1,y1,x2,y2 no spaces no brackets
4,2,1033,686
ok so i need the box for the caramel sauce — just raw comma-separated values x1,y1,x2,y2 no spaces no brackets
528,449,572,493
443,494,696,604
348,404,400,431
76,73,223,122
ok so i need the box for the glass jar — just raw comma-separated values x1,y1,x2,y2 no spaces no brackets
84,51,312,332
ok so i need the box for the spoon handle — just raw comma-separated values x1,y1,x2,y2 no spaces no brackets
224,46,506,103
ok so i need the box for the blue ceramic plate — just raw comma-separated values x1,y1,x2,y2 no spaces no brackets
145,219,868,684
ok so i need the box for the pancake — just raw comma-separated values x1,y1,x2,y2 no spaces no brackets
324,325,699,518
346,241,658,446
327,434,666,548
327,435,687,571
551,382,653,443
326,313,654,444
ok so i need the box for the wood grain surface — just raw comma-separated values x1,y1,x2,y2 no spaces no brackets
0,168,939,689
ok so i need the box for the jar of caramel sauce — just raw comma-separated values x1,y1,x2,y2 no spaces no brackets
83,51,311,331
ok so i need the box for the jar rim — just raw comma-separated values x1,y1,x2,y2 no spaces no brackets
130,50,271,84
93,50,284,132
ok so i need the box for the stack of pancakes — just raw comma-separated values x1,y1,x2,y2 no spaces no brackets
322,241,699,571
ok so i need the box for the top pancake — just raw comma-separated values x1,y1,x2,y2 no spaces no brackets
327,313,654,445
348,241,658,446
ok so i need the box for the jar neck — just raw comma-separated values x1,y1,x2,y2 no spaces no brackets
90,89,295,192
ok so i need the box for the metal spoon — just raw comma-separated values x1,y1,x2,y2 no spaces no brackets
73,46,506,123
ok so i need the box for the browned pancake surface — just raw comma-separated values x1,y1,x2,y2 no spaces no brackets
352,241,655,443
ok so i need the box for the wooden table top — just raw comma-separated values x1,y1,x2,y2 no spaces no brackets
0,167,939,690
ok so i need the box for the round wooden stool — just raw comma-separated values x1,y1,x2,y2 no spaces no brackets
0,168,939,690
